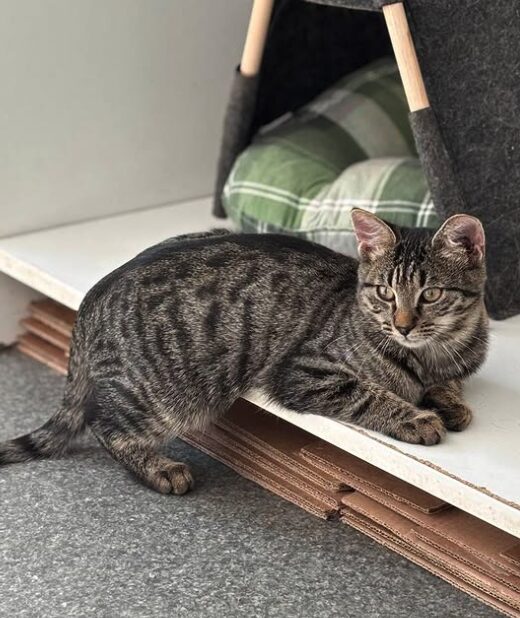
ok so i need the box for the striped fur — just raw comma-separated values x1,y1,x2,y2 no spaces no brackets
0,219,488,494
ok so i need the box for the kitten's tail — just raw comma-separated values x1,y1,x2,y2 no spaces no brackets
0,328,89,465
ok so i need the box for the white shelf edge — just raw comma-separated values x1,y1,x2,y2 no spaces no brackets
0,248,82,311
0,196,219,311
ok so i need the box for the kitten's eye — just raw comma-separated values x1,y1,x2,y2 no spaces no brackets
377,286,395,301
421,287,443,303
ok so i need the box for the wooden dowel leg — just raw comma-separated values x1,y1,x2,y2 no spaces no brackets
383,3,430,112
240,0,275,77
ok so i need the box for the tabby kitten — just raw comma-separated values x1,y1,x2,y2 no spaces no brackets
0,210,488,495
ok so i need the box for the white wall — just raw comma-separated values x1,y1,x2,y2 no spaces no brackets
0,0,251,237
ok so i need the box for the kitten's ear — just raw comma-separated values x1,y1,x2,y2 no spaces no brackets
351,209,397,259
432,214,485,263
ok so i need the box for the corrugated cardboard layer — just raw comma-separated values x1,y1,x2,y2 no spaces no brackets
340,483,520,579
189,422,342,508
342,509,520,618
21,317,70,352
342,493,520,611
182,428,343,520
29,299,75,336
217,400,350,492
18,333,68,375
300,441,448,514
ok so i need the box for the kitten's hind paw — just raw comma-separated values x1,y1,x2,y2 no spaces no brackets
392,410,446,446
152,462,195,495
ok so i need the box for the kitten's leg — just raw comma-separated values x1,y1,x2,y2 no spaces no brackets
266,358,445,445
95,434,194,495
421,380,473,431
86,382,194,494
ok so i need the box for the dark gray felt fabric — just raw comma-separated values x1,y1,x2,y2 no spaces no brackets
0,350,500,618
406,0,520,319
409,108,466,221
216,0,520,318
213,71,259,218
304,0,395,10
409,108,508,317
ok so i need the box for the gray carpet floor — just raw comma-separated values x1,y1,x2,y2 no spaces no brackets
0,350,500,618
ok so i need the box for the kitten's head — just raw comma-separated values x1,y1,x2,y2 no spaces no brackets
351,209,486,348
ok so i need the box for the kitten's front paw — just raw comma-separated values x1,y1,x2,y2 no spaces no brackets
438,404,473,432
392,410,446,446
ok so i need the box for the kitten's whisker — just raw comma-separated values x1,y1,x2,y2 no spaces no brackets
438,341,465,375
324,333,350,350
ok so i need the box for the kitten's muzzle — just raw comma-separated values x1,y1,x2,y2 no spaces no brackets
393,309,417,337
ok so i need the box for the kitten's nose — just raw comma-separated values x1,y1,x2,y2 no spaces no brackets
396,325,413,336
394,309,416,337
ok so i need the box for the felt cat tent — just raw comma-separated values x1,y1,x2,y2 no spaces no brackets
214,0,520,320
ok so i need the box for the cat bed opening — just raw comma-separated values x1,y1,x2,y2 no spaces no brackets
214,0,520,320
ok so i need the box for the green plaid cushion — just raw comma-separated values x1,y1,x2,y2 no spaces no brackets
222,58,439,255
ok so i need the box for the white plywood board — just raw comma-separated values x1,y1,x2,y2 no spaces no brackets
0,197,221,310
0,203,518,538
